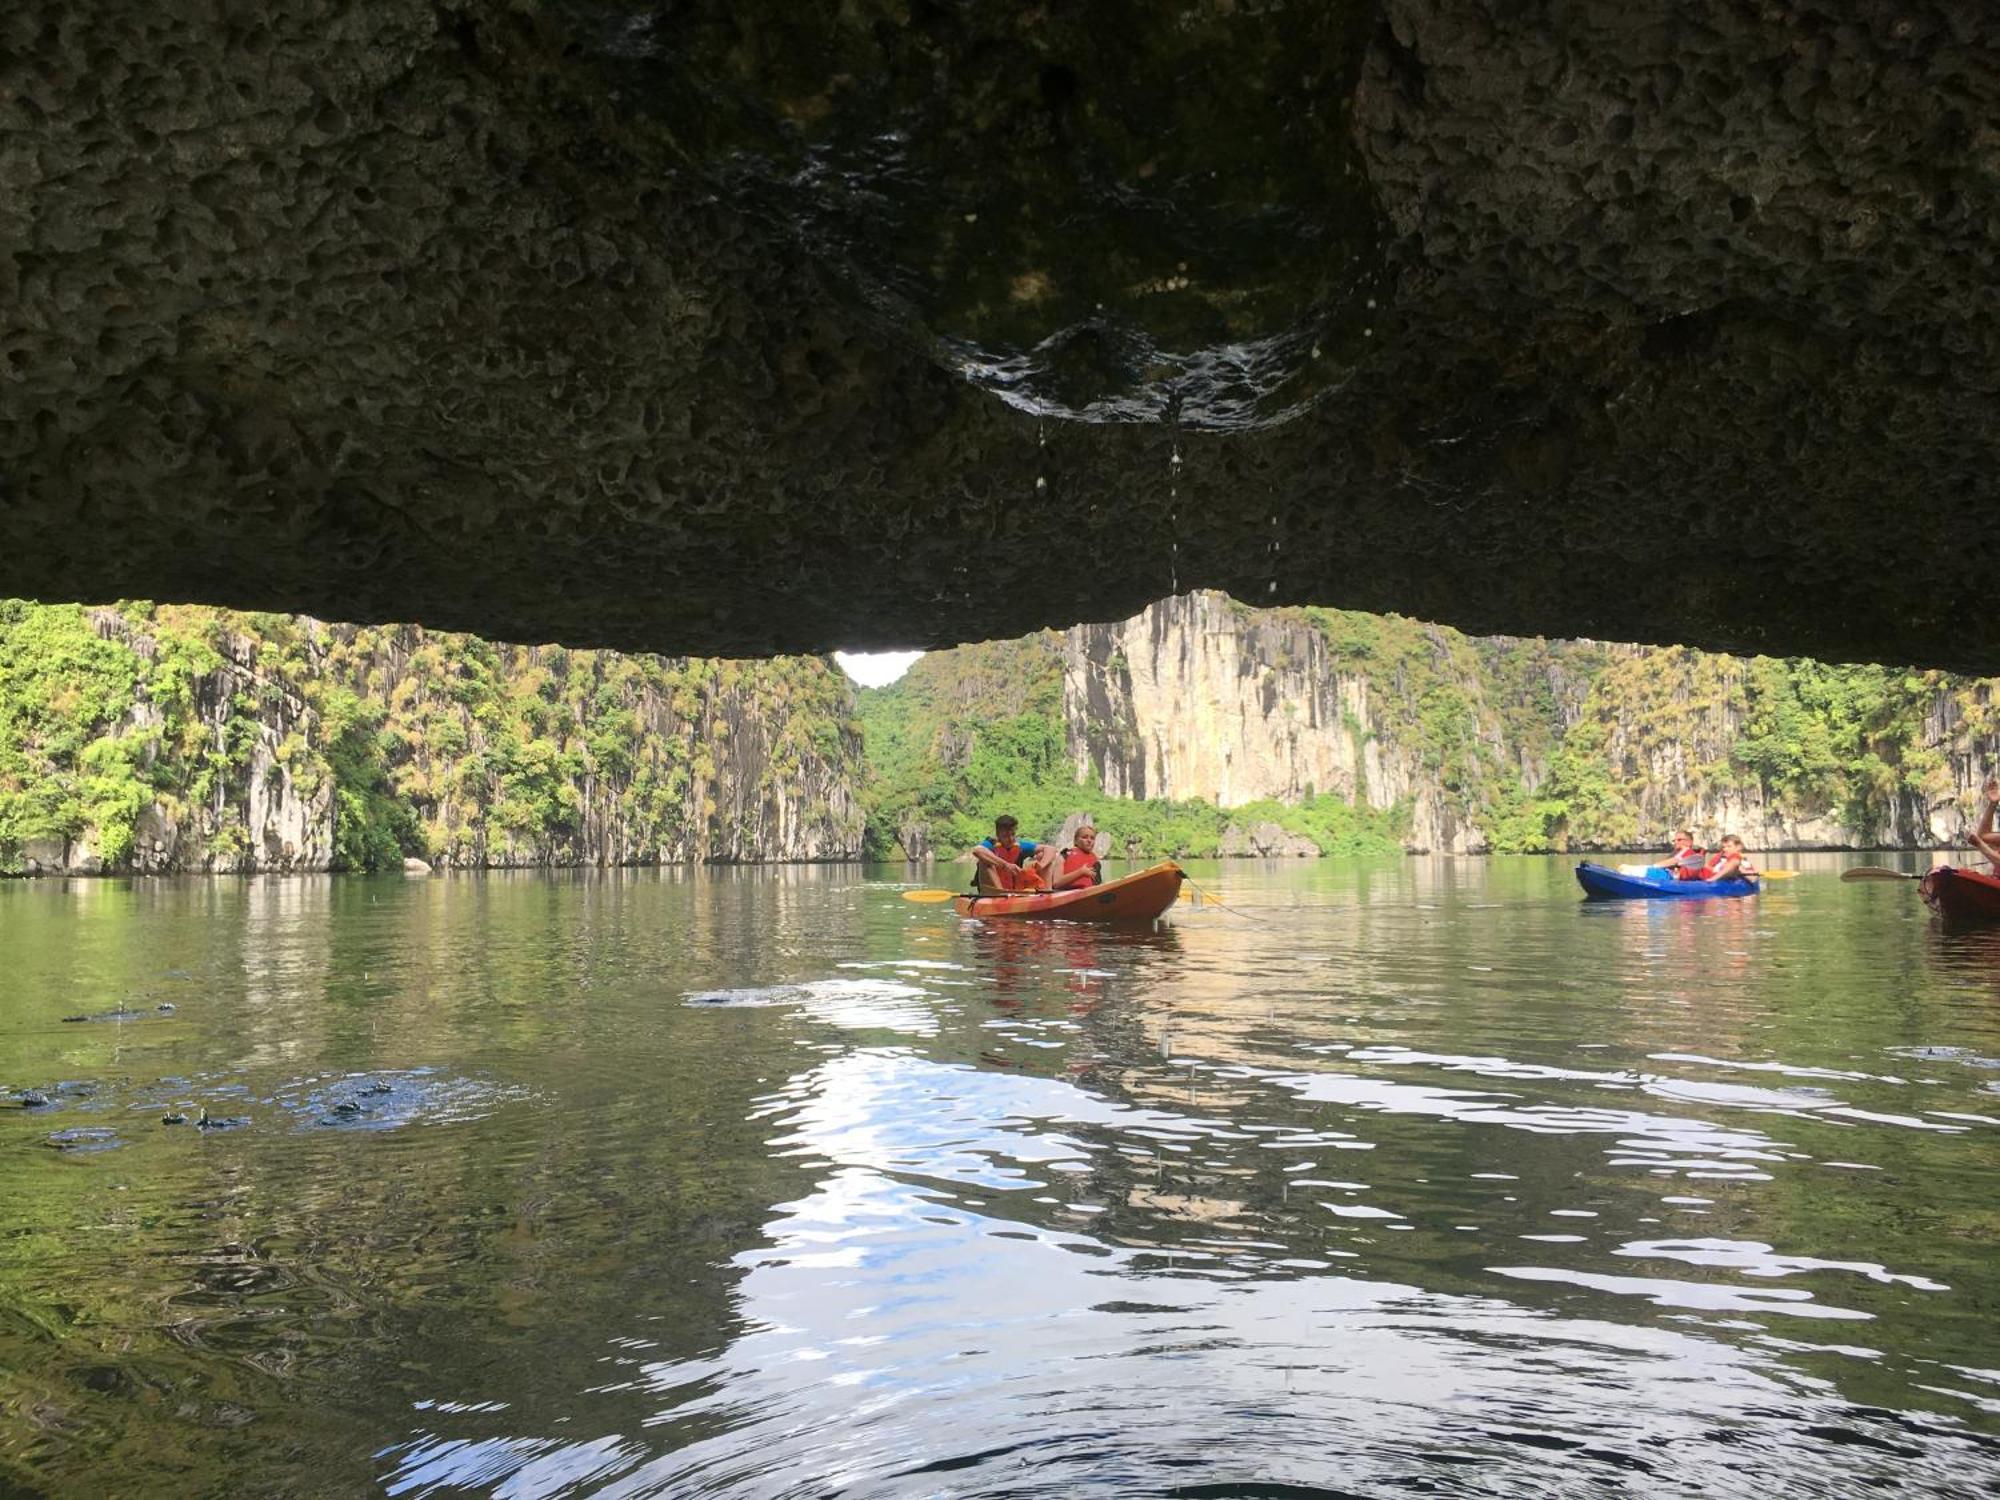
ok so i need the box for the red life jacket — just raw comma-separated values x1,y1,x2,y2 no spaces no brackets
981,838,1048,891
1668,845,1707,878
1702,849,1754,880
1061,848,1100,887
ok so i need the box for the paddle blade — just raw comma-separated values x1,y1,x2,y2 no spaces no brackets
1754,869,1800,881
899,889,961,903
1838,867,1920,882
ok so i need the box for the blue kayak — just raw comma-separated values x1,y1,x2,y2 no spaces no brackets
1575,861,1758,900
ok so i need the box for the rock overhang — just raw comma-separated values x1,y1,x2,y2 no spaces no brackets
2,1,1996,669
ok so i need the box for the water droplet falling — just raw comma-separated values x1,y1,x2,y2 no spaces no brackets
1166,396,1185,597
1267,512,1280,597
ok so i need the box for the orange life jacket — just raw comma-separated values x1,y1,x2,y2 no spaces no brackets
980,839,1048,891
1061,848,1100,887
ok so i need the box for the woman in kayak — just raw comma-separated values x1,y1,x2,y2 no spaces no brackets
1699,834,1757,881
1053,823,1105,890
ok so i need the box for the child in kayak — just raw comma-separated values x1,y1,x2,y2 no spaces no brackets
1053,822,1105,890
1699,834,1757,882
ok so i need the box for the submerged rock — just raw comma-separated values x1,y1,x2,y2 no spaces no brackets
41,1127,120,1154
276,1069,523,1132
61,1004,178,1024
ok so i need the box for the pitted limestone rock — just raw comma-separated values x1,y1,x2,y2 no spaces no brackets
2,2,1997,669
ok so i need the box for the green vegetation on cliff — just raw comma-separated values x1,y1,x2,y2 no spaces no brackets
8,594,1995,873
855,630,1407,860
1285,613,1987,852
859,601,1997,858
0,602,862,873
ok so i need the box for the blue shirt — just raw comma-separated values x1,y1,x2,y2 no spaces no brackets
980,837,1038,861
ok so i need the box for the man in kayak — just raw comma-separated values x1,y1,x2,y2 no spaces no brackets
1698,834,1757,882
1654,828,1707,879
1053,822,1105,890
972,815,1050,893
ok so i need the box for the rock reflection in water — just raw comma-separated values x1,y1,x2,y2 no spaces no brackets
2,857,1997,1496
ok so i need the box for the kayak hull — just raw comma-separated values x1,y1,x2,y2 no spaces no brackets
1919,865,2000,925
954,861,1186,922
1576,861,1758,900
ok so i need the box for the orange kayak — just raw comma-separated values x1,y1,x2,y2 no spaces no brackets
953,861,1186,922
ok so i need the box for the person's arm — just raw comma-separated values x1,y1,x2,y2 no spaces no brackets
971,840,1004,872
1960,781,2000,871
1706,855,1742,881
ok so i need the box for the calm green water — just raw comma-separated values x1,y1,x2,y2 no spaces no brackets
2,857,1998,1497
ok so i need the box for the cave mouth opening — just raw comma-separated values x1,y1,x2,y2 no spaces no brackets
834,650,925,688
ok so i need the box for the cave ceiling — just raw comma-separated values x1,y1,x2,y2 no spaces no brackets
4,1,1997,668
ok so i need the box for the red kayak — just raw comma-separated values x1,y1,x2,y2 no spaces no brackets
954,861,1185,922
1918,865,2000,924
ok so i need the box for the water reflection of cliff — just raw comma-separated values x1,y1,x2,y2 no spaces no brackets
6,859,1998,1497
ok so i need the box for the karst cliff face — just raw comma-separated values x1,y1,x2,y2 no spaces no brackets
1063,594,1499,854
0,605,862,876
1058,594,2000,853
4,4,1997,669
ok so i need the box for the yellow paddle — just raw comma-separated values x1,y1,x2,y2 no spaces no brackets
1621,862,1797,881
1838,867,1922,883
898,887,1064,902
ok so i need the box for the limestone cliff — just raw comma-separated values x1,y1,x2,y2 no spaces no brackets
1056,596,2000,853
1061,594,1517,854
1555,648,2000,851
0,603,863,875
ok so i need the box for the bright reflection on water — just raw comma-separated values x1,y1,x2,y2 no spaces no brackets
3,857,1999,1496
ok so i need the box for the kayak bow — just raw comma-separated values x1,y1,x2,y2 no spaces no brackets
1918,865,2000,925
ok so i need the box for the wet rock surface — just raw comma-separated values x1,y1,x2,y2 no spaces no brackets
3,2,1997,668
62,1005,178,1025
40,1127,121,1154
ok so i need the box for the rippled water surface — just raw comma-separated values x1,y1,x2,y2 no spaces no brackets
4,857,1999,1497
